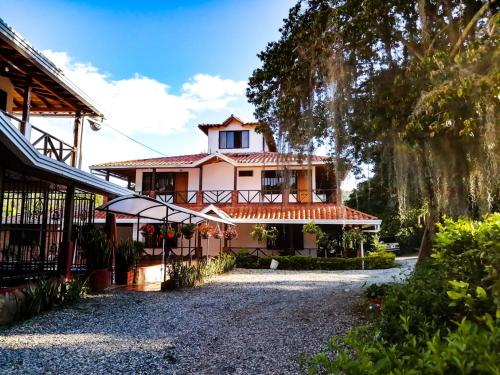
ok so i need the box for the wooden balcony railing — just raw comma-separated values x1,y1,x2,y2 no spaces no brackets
228,247,320,257
2,111,76,165
146,191,198,204
142,189,337,205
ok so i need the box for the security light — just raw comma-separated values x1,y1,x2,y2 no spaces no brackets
88,117,102,131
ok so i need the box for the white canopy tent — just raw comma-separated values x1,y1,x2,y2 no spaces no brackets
97,195,234,282
97,194,234,225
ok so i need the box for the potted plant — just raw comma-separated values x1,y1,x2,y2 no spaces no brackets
224,226,238,241
181,223,196,240
115,240,140,285
199,223,214,239
250,224,266,243
81,225,112,292
165,225,176,239
213,225,223,239
266,226,278,245
250,224,277,244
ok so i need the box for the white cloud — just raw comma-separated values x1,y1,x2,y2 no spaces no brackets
182,73,247,111
44,51,248,136
35,51,252,171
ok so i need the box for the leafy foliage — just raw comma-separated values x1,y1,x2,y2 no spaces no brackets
162,254,236,291
115,240,141,272
16,277,88,321
235,253,395,270
300,213,500,374
248,0,499,258
250,224,278,244
81,224,112,270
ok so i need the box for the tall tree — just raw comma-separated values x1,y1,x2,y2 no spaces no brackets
247,0,499,259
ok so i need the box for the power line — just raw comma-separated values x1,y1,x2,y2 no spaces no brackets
100,121,167,157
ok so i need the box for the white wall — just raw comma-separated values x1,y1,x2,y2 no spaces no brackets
207,121,267,153
0,77,15,113
202,162,234,190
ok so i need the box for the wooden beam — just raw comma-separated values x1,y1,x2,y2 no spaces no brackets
71,112,82,168
233,166,237,190
20,78,32,138
0,53,78,111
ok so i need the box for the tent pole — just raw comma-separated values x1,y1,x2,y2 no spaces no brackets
136,216,140,244
189,215,192,265
162,216,166,283
163,206,169,282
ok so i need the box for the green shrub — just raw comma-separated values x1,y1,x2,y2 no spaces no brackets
16,277,87,320
115,239,141,272
235,253,396,270
364,283,391,299
162,253,236,291
300,316,500,374
300,213,500,374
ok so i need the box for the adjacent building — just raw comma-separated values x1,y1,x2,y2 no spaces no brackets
91,115,380,257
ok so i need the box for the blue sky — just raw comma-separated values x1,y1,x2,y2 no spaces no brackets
0,0,296,170
0,0,293,91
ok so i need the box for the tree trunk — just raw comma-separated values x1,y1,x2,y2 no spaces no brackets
417,222,434,261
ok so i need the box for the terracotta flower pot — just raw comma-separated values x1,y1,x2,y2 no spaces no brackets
115,270,134,285
88,268,110,292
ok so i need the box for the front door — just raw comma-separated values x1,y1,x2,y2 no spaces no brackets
174,172,189,203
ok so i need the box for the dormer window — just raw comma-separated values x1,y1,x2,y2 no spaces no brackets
219,130,249,149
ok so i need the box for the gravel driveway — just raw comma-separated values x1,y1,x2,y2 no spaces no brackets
0,258,415,374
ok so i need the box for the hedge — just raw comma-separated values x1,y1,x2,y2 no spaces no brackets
235,252,396,270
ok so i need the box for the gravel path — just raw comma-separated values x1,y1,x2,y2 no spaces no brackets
0,258,415,374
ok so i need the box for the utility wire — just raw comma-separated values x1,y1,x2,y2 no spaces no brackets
100,121,167,157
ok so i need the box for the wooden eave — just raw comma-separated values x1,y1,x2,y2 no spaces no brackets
0,18,104,117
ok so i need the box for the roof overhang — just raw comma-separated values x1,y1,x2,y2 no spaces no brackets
0,112,130,196
0,18,104,117
231,218,382,226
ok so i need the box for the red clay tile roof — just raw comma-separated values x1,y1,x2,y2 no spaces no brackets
91,152,328,168
92,153,209,167
198,114,258,135
218,204,378,222
95,203,378,223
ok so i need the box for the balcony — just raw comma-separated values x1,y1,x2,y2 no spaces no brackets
1,111,77,166
142,189,337,205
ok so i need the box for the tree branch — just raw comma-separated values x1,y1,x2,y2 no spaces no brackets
450,1,491,58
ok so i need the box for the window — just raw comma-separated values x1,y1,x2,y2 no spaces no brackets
238,170,253,177
142,172,175,193
219,130,249,149
261,170,297,193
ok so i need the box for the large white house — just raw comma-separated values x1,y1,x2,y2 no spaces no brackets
91,115,380,257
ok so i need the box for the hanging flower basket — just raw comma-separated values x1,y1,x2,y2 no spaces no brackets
224,226,238,241
213,225,223,239
250,224,278,244
165,225,176,239
199,223,214,239
181,223,196,240
140,224,155,237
